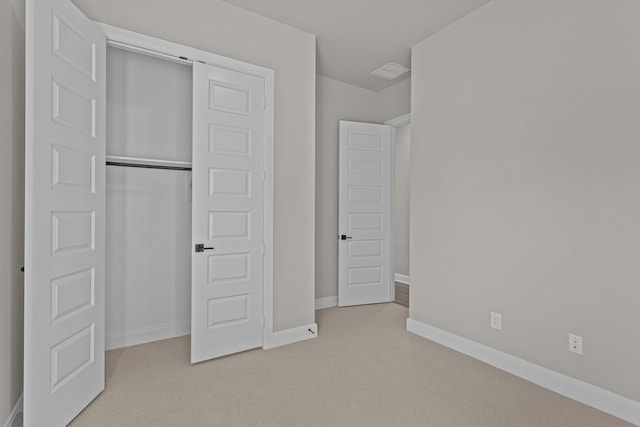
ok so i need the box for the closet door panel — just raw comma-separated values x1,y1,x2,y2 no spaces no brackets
191,62,265,363
25,0,106,425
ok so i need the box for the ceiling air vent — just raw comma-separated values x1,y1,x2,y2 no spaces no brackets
370,62,410,80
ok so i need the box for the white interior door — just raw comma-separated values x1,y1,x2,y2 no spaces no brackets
25,0,106,425
338,120,393,307
191,62,265,363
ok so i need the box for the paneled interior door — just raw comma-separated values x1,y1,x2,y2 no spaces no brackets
191,61,266,363
24,0,106,425
338,120,393,307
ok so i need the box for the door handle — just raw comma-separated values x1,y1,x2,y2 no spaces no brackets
195,244,215,253
340,235,352,240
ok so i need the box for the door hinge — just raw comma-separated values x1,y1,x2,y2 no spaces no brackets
263,97,267,110
262,170,266,182
262,244,266,255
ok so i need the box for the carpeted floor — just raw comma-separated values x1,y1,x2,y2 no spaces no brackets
69,303,630,426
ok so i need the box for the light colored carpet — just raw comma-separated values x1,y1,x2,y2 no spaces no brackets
69,304,630,426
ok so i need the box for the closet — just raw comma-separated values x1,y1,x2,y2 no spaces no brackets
105,46,193,350
24,1,274,425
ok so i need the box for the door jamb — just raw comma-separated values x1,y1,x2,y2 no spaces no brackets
97,23,276,348
384,113,411,302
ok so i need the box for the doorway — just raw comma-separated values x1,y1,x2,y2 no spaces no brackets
337,120,393,307
336,115,411,308
389,116,411,307
104,45,193,351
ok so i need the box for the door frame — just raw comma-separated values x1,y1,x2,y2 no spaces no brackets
384,113,411,299
98,23,276,347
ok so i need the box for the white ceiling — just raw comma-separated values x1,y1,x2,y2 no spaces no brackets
221,0,491,92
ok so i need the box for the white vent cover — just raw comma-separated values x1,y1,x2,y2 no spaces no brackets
370,62,410,80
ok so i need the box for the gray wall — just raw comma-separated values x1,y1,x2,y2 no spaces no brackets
315,76,410,300
0,0,25,422
394,124,410,277
73,0,317,332
410,0,640,402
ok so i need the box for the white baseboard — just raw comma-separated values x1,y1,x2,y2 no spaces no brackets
406,318,640,426
106,320,190,350
394,274,410,285
315,296,338,310
263,323,318,350
4,394,22,427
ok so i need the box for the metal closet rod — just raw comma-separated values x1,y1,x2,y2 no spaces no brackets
105,155,192,172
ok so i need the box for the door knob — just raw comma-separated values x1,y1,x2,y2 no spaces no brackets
195,244,214,253
340,235,352,240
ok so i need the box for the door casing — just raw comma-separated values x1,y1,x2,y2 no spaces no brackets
384,113,411,289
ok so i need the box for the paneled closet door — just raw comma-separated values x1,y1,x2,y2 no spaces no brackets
24,0,106,425
191,62,266,363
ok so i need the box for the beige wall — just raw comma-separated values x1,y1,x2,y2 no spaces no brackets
377,76,411,120
315,76,410,299
73,0,317,331
394,124,410,277
410,0,640,402
0,0,25,422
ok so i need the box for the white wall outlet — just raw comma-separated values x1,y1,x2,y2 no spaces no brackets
569,334,583,355
490,312,502,330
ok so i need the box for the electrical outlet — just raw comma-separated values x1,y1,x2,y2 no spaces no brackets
490,312,502,330
569,334,583,355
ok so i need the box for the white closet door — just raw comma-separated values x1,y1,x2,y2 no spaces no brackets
191,62,265,363
338,121,393,307
24,0,106,425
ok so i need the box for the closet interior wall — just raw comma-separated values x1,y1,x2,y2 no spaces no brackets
105,46,193,350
